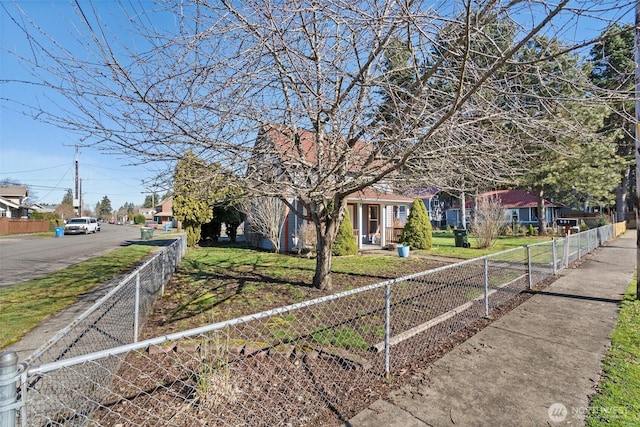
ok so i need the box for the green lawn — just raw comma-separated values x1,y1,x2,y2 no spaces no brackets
426,231,552,259
0,232,552,350
0,244,155,348
585,277,640,426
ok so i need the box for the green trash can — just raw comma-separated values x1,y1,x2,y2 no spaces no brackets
140,227,154,240
454,229,470,248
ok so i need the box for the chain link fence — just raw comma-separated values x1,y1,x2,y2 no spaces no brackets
0,225,619,426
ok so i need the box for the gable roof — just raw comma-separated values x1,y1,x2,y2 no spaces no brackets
0,196,20,209
412,187,440,199
0,185,29,198
348,187,415,204
257,124,378,167
255,125,413,205
465,189,558,209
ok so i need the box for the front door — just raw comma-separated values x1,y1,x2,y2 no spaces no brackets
367,205,379,243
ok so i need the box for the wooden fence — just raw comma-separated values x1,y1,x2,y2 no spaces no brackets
0,217,51,235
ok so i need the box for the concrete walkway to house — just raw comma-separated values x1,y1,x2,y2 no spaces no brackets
348,230,636,427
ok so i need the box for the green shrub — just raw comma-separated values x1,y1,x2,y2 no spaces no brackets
401,198,432,250
333,209,358,256
30,211,63,231
597,215,608,227
528,224,535,236
134,213,146,225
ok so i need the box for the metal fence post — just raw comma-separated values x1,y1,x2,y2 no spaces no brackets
384,281,392,378
577,232,581,260
552,238,557,275
527,246,533,290
161,252,166,296
134,272,141,343
0,351,18,427
483,257,489,317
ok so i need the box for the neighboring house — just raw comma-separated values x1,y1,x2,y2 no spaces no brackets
154,196,175,226
0,186,31,218
413,187,446,228
251,125,415,252
445,189,561,229
29,203,56,214
140,207,156,221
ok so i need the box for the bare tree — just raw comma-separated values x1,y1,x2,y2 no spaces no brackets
1,1,634,290
471,196,506,249
241,196,288,253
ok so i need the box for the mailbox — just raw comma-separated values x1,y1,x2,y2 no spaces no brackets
556,218,578,227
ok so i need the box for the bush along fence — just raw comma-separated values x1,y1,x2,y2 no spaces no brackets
0,224,622,426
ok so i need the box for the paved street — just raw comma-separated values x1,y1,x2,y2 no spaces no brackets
0,223,145,287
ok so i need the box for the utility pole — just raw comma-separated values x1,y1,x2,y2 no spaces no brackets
74,146,80,216
635,1,640,300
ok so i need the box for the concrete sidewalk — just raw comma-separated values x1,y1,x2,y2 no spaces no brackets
348,230,636,427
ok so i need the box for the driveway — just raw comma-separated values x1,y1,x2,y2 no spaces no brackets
0,223,146,288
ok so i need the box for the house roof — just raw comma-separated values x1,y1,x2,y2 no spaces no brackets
256,125,413,204
348,188,414,204
463,189,557,209
258,124,379,167
0,196,20,209
157,195,173,206
412,187,440,199
0,186,29,198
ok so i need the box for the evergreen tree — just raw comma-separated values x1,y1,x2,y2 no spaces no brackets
401,199,432,250
589,24,635,220
514,36,625,229
97,195,113,217
173,152,216,246
332,209,358,256
143,193,160,208
61,189,74,205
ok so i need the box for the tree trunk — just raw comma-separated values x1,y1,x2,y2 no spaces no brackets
460,192,466,229
311,199,345,291
313,238,334,290
536,188,547,236
615,166,630,222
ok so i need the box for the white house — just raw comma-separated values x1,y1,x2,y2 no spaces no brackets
0,186,31,218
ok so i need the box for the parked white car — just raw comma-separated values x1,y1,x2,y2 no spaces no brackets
64,217,98,235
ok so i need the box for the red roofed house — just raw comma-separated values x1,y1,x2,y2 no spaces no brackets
250,125,415,251
445,189,560,229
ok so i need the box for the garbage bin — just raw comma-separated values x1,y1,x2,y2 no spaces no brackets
140,227,154,240
454,229,470,248
55,226,64,238
164,223,170,232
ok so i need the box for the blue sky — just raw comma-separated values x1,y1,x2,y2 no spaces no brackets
0,1,163,211
0,1,634,211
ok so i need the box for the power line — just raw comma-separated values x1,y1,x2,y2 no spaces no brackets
0,163,70,174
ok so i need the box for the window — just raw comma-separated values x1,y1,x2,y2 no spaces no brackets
368,205,379,236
